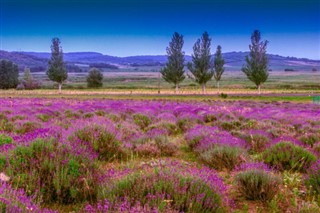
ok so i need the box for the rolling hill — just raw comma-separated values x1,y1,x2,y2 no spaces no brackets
0,50,319,72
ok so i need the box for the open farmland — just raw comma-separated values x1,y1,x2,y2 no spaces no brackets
27,70,320,92
0,98,319,212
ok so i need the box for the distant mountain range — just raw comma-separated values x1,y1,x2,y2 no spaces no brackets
0,50,319,72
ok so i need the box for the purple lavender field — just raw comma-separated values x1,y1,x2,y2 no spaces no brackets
0,98,319,212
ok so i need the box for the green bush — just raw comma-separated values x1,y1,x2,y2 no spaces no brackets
154,136,177,156
106,168,225,212
0,154,6,171
73,125,126,161
263,142,317,172
200,145,247,171
83,112,94,119
220,121,241,131
244,134,270,153
219,93,228,99
15,122,40,134
133,114,152,130
0,119,14,132
95,110,106,116
0,134,13,146
299,134,319,148
5,139,100,204
36,114,51,122
87,68,104,88
236,169,281,201
204,114,218,123
305,161,320,194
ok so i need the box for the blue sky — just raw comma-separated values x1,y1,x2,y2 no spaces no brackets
1,0,319,59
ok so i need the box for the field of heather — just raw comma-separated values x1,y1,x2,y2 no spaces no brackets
0,98,319,212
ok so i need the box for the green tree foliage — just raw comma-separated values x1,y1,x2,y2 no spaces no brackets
46,38,67,93
0,60,19,89
187,31,213,94
213,45,225,92
87,68,103,88
242,30,269,94
22,67,40,90
160,32,185,93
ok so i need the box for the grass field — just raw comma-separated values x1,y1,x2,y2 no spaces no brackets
30,70,320,91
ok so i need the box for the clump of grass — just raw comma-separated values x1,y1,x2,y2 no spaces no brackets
305,160,320,194
204,114,218,123
133,136,177,157
133,114,152,130
15,121,40,134
0,134,13,146
236,169,281,201
244,134,270,153
0,119,14,132
72,125,126,161
235,163,281,201
64,109,81,119
200,145,247,171
299,134,319,148
36,113,51,122
95,110,106,116
83,112,94,119
263,141,317,172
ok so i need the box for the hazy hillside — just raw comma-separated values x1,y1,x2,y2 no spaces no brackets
0,50,319,72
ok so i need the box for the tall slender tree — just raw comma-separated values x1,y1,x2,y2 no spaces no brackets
47,38,67,93
242,30,269,94
187,31,213,94
160,32,185,93
213,45,225,93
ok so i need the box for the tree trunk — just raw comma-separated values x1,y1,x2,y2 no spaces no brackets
217,81,220,94
58,83,62,94
175,84,179,94
201,83,206,94
258,84,261,95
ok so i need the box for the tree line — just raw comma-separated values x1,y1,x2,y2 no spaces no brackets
0,30,269,94
161,30,268,94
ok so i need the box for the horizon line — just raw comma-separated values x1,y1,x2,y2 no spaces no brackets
1,49,319,61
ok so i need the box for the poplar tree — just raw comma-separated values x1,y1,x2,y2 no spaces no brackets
242,30,269,94
160,32,185,93
187,31,213,94
47,38,67,93
213,45,225,93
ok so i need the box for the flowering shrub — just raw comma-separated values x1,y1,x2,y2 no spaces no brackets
235,162,281,201
97,161,229,212
71,124,127,161
0,134,13,146
299,134,319,148
305,160,320,193
133,114,152,130
133,136,177,157
0,181,55,213
4,139,100,204
200,145,247,171
185,125,245,152
263,141,317,172
244,133,270,153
